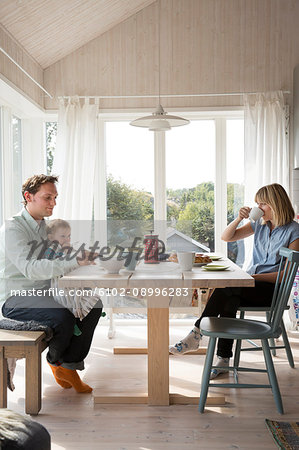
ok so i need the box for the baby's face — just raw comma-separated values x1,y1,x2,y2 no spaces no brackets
51,226,71,247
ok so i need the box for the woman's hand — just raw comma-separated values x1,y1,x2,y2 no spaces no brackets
221,206,254,242
238,207,251,221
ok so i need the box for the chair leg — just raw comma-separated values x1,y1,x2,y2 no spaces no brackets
233,311,245,369
280,319,294,368
233,339,242,370
198,337,216,413
261,339,284,414
107,307,116,339
266,312,276,356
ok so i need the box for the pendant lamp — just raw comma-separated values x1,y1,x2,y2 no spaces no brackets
130,1,189,131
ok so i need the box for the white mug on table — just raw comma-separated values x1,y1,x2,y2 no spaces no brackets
177,252,195,271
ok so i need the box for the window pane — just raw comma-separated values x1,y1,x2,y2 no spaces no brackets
46,122,57,175
226,119,245,265
12,116,22,214
105,122,154,247
166,120,215,252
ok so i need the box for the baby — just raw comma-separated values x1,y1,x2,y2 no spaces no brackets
45,218,71,260
45,219,101,321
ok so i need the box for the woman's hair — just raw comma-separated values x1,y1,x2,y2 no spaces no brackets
255,183,294,227
46,219,70,236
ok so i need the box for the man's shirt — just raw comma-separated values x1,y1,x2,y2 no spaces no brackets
0,208,78,302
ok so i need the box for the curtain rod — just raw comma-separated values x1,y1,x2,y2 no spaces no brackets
0,46,54,99
60,91,291,100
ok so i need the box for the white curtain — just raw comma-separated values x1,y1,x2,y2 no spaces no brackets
243,91,289,271
243,91,297,328
244,90,289,204
52,96,99,221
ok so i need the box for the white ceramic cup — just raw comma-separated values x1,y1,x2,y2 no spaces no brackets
177,252,195,271
249,206,264,222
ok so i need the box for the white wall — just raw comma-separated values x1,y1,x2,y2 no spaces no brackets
0,24,44,108
44,0,299,111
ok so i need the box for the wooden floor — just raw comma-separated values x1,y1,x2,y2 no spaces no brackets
6,316,299,450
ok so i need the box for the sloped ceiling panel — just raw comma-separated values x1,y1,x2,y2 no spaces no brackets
0,0,156,68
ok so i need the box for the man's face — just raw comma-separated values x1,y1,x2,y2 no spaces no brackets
25,182,58,220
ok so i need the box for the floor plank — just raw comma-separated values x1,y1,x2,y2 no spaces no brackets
5,317,299,449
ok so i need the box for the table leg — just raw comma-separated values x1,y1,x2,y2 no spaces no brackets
0,347,7,408
147,305,169,405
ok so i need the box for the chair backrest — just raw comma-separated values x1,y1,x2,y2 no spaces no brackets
268,247,299,333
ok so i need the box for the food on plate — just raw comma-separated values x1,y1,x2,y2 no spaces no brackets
168,253,178,263
194,253,212,264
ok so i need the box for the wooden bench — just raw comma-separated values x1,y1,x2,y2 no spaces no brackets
0,330,48,415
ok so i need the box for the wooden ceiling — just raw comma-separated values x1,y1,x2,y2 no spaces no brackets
0,0,156,68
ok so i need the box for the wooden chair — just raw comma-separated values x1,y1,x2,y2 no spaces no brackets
0,330,48,415
198,247,299,414
234,306,294,369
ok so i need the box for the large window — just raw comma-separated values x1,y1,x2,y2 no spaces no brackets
12,116,22,214
45,111,244,259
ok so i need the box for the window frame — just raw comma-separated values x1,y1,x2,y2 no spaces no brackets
99,109,244,254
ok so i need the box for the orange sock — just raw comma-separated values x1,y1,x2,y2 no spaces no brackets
48,363,72,389
55,367,93,393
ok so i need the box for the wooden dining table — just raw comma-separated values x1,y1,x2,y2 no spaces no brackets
58,256,254,406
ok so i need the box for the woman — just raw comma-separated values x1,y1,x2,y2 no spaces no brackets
169,183,299,378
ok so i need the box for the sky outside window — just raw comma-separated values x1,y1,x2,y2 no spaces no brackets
166,120,215,189
106,122,154,193
226,119,244,184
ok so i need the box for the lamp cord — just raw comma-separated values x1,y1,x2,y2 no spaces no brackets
158,0,161,107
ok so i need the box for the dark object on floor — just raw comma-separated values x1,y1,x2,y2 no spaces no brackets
265,418,299,449
0,408,51,449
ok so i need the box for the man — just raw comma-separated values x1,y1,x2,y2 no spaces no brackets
0,174,102,393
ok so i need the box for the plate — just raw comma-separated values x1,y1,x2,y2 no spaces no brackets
193,262,208,267
203,264,230,271
209,255,223,261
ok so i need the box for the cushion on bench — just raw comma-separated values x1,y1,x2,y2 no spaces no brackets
0,319,53,340
0,319,52,391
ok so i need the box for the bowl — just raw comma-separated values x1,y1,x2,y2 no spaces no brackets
98,257,125,274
